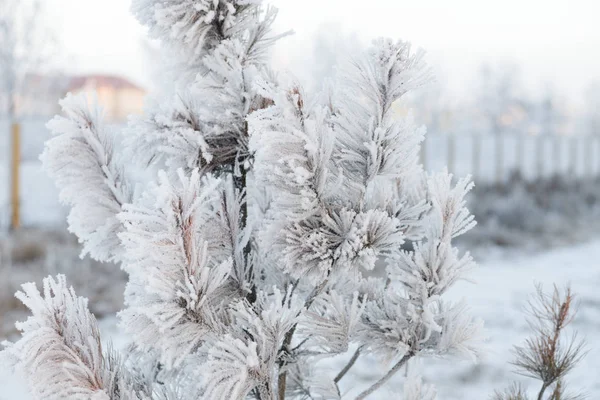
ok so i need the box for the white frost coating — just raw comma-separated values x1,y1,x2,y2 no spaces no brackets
42,93,132,263
118,169,236,369
126,94,214,171
403,375,437,400
131,0,264,64
127,4,286,174
203,288,304,399
1,276,141,400
299,291,366,354
5,2,483,399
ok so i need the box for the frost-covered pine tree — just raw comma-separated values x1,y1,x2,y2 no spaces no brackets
2,1,483,399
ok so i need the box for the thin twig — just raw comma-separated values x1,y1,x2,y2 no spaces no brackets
334,346,363,383
278,278,330,400
355,352,415,400
537,382,549,400
291,337,311,353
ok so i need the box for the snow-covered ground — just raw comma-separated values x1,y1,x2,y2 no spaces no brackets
2,239,599,399
347,239,600,399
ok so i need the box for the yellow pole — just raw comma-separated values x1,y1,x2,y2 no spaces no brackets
10,122,20,231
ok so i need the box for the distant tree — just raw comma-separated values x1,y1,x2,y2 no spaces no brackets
0,0,57,120
407,79,452,136
277,22,364,92
476,63,527,135
584,82,600,136
310,23,363,87
540,91,558,136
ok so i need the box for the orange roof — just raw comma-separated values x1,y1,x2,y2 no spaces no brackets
67,74,145,92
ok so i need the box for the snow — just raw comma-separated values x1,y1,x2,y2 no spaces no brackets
341,239,600,398
2,240,599,399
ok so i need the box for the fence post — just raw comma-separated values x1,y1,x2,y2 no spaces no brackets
472,134,480,181
447,134,455,175
597,136,600,177
420,135,427,171
570,135,578,177
536,135,544,180
495,134,503,185
516,134,524,178
552,135,560,176
10,122,21,231
585,135,593,178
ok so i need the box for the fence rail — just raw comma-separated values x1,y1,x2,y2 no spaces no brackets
422,133,600,184
2,119,600,228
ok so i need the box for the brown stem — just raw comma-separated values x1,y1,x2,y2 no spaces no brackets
355,352,414,400
537,382,549,400
234,118,256,303
278,278,330,400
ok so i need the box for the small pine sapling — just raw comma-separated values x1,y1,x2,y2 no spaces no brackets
493,285,586,400
2,1,484,399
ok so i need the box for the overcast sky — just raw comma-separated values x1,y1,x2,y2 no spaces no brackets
49,0,600,102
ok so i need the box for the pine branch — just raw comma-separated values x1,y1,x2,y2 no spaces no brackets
496,285,587,400
42,93,132,263
2,275,142,399
334,346,362,384
538,382,550,400
236,118,257,304
355,351,415,400
278,277,330,400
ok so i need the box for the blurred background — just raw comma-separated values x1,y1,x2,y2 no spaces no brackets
0,0,599,398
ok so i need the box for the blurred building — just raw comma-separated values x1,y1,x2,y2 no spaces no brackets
1,74,66,118
7,74,146,122
67,75,146,122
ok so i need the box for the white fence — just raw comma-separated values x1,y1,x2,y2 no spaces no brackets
422,134,600,184
2,119,600,228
